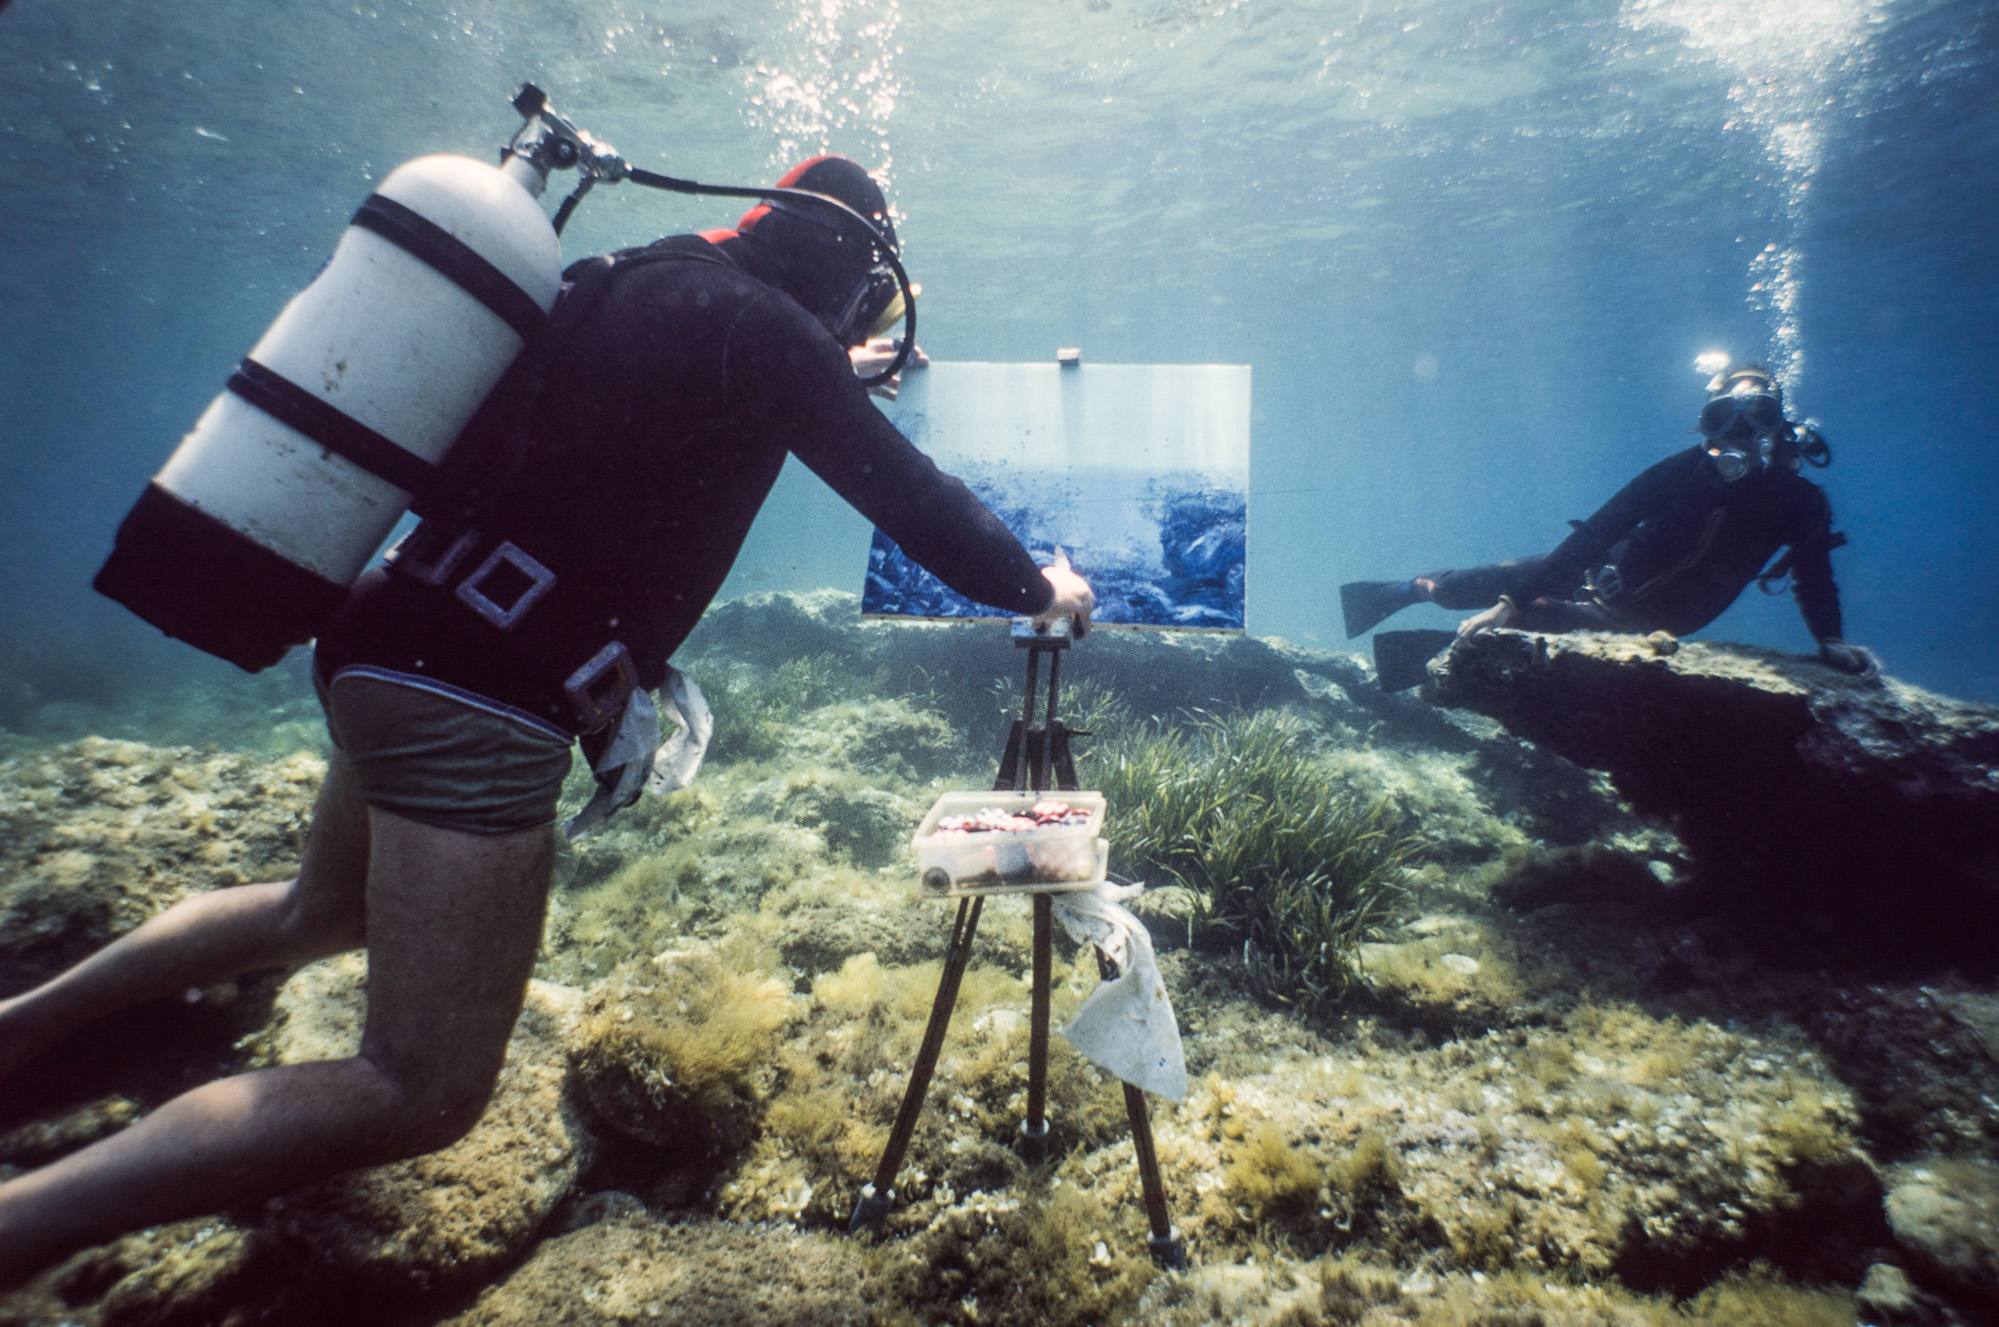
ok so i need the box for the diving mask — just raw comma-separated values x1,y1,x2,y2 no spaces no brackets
830,269,918,347
862,283,919,343
1697,387,1785,441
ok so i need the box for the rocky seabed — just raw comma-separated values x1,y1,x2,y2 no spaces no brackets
2,594,1996,1327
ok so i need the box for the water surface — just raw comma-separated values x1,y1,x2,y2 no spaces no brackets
1,0,1993,708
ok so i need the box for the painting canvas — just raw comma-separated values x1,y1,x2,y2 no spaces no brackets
862,362,1250,631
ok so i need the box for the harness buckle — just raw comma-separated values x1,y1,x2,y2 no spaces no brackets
455,541,557,630
564,641,641,731
392,525,481,588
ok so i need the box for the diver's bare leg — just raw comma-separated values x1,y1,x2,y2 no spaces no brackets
0,753,372,1082
0,806,553,1287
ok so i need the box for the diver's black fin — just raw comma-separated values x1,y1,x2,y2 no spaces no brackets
1374,629,1458,692
1340,580,1415,639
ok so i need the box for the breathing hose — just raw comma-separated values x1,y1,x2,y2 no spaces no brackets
505,83,917,386
623,168,917,386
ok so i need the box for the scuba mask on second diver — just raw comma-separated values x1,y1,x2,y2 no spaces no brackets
1699,379,1785,482
1710,420,1832,481
1698,388,1785,441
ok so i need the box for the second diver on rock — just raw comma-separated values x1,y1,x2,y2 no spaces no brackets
1342,362,1879,680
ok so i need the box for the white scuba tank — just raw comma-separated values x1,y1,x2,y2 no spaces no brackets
94,153,562,671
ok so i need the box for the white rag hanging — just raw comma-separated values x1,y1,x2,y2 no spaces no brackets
1051,880,1187,1102
647,667,713,793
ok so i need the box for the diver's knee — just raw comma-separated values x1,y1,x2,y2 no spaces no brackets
365,1060,501,1158
390,1093,491,1157
271,875,366,956
352,1085,492,1162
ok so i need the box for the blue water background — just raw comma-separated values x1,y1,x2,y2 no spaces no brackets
1,0,1995,712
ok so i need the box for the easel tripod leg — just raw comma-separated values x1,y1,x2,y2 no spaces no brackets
1122,1083,1186,1268
1018,893,1054,1164
1092,949,1185,1268
849,895,985,1237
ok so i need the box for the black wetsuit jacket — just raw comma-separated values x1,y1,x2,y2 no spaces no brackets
1520,445,1842,640
316,235,1051,734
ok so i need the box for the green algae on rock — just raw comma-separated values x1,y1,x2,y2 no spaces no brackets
251,956,595,1300
573,945,802,1164
717,948,1130,1234
0,739,321,992
1357,913,1535,1033
1155,996,1877,1288
866,1177,1159,1327
1142,1258,1858,1327
1885,1157,1999,1313
438,1213,872,1327
28,1217,268,1327
0,1095,139,1170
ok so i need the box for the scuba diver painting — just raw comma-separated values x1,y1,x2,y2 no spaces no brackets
0,87,1094,1287
4,0,1999,1320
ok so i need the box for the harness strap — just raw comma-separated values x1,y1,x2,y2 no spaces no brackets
1757,524,1846,594
1620,505,1727,606
390,237,742,731
351,194,548,342
226,358,441,497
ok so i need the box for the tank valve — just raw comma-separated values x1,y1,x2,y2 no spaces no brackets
501,82,628,222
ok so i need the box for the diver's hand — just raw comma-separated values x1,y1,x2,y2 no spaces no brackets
1457,596,1520,638
850,338,928,400
1035,549,1094,640
1818,637,1882,681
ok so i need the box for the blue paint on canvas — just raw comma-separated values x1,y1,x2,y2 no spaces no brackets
862,468,1246,628
859,363,1252,631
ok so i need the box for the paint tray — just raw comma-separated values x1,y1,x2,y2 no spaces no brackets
911,791,1108,897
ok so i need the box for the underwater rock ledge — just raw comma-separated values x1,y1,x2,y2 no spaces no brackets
682,588,1627,851
1429,631,1999,960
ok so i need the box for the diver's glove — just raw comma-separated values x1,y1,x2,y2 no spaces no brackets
1035,548,1095,639
567,690,660,841
1457,594,1521,638
851,338,928,400
1817,637,1882,682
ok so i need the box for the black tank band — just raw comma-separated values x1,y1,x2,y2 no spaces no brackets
226,358,441,497
351,194,546,342
95,482,349,673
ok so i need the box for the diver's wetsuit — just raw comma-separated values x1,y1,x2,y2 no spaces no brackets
315,234,1050,735
1423,446,1842,639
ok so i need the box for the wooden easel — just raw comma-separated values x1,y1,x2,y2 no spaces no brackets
846,621,1184,1268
